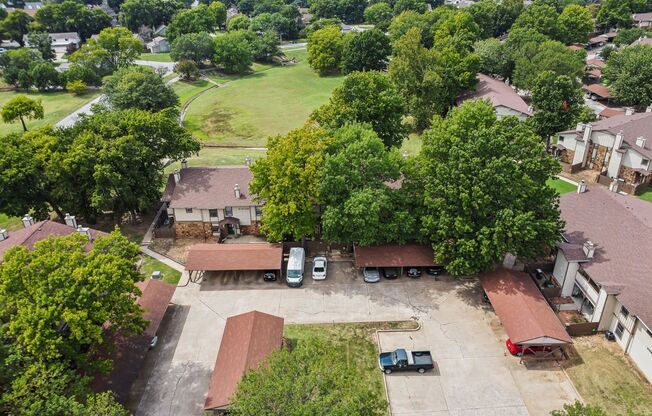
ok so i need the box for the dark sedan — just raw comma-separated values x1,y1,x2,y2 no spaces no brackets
406,267,421,278
382,267,399,279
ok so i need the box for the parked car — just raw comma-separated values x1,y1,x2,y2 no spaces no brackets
406,267,421,278
378,348,434,374
382,267,399,279
506,339,554,356
263,271,277,282
312,256,327,280
286,247,305,287
426,266,446,276
363,267,380,283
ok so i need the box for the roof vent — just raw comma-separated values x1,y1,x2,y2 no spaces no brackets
64,213,77,228
577,180,587,193
77,225,92,242
0,229,8,241
22,214,34,228
636,136,647,148
583,241,595,259
234,184,241,199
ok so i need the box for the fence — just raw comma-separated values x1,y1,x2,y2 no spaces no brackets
565,322,599,337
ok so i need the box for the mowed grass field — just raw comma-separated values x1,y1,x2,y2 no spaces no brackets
139,52,173,62
183,49,344,147
547,178,577,195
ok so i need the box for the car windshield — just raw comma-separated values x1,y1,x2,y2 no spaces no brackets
366,267,378,273
391,351,398,364
314,267,324,272
287,270,301,278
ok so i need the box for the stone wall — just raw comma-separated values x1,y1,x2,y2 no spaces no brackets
560,149,575,165
589,144,609,172
240,221,261,235
175,221,212,239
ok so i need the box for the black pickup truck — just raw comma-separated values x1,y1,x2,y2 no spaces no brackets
378,348,434,374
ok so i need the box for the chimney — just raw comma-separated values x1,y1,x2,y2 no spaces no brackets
636,136,647,148
609,178,622,193
577,179,587,193
625,107,635,116
583,240,595,259
64,213,77,228
77,225,92,242
173,170,181,184
234,184,241,199
22,214,34,228
576,122,585,132
614,130,624,150
0,229,8,241
181,159,188,170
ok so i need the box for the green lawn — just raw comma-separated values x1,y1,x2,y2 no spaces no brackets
171,79,214,106
183,50,344,147
563,336,652,415
0,90,100,134
638,188,652,203
139,255,181,284
166,147,266,172
547,178,577,195
0,213,22,231
139,52,173,62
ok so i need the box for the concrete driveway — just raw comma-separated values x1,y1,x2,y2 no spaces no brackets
128,262,578,416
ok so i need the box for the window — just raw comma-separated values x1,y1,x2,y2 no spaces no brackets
621,305,629,318
255,206,262,216
642,159,650,166
615,323,624,339
209,209,218,218
185,208,193,214
225,207,233,217
558,137,564,142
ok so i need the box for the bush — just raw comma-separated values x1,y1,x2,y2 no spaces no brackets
174,60,200,81
66,80,88,96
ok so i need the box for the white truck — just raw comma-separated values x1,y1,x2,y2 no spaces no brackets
286,247,305,287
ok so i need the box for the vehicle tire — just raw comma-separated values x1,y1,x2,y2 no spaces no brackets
384,369,392,374
417,368,425,374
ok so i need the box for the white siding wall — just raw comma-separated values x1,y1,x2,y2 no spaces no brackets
610,299,638,350
495,106,529,121
173,207,204,222
574,271,600,305
560,262,580,297
552,251,570,287
629,320,652,383
622,148,651,170
599,294,618,331
172,205,261,225
592,289,610,324
557,133,579,151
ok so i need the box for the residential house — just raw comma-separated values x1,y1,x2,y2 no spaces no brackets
631,37,652,47
633,12,652,28
161,165,263,239
24,32,81,56
22,1,42,16
552,185,652,383
458,73,532,121
146,36,170,53
554,111,652,193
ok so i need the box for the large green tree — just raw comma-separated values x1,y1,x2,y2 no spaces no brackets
311,71,407,148
512,1,559,39
363,2,393,31
1,95,44,132
69,27,143,78
118,0,184,31
512,40,584,90
596,0,633,29
1,10,33,46
213,30,255,74
309,0,366,23
307,25,345,76
474,38,511,79
602,45,652,107
165,5,216,41
170,31,215,64
34,0,112,41
557,4,593,44
103,66,179,112
341,28,391,73
27,31,55,61
0,48,43,89
412,100,562,275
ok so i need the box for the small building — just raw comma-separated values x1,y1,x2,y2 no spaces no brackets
583,83,613,101
552,185,652,382
630,37,652,47
22,1,42,16
354,244,438,274
162,165,263,239
204,311,284,414
146,36,170,53
153,24,167,37
633,12,652,28
24,32,81,56
458,74,531,121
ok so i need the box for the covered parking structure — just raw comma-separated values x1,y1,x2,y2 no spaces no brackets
353,244,438,274
185,243,283,283
481,268,572,359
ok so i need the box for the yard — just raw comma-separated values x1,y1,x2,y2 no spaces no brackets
548,177,577,195
139,255,181,285
0,213,21,231
171,79,214,106
139,52,172,62
0,90,100,134
638,188,652,203
562,336,652,416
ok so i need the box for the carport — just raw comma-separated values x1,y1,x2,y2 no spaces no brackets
185,243,283,283
481,268,572,359
353,244,437,274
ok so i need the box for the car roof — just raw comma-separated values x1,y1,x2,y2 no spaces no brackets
314,260,325,266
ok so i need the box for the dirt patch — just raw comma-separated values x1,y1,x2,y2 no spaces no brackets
149,238,204,264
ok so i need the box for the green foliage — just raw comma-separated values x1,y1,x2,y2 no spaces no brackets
0,48,43,89
602,45,652,107
433,11,481,53
468,0,500,39
1,10,33,46
250,125,327,241
558,4,593,44
512,40,584,91
166,5,216,42
551,401,608,416
174,59,200,80
227,14,251,31
311,71,407,147
341,28,391,73
29,61,60,92
309,0,367,23
505,27,550,53
614,28,650,46
27,31,55,61
70,27,144,78
596,0,633,29
512,1,560,39
474,38,511,79
1,95,44,132
599,45,616,60
210,1,228,27
170,31,215,64
412,100,562,275
250,12,294,39
66,80,88,96
230,337,385,415
213,30,255,73
307,25,345,75
394,0,427,15
103,66,179,112
364,2,393,31
253,31,282,62
34,0,112,41
118,0,184,31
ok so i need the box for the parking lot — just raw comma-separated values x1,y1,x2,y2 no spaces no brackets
128,260,579,416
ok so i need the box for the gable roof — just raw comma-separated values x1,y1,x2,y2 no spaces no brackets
633,12,652,22
185,243,283,271
458,74,531,116
583,83,612,98
354,244,438,268
587,111,652,159
204,311,284,410
630,37,652,47
560,186,652,326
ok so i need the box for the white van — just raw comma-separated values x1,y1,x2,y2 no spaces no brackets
286,247,305,287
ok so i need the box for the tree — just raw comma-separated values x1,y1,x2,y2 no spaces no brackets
512,40,584,91
253,31,282,62
474,38,511,79
558,4,593,44
341,29,391,73
309,0,366,23
394,0,427,15
250,12,293,39
505,27,550,53
614,27,649,46
412,100,562,275
307,25,345,75
1,10,33,46
213,31,255,73
434,11,481,53
551,401,608,416
602,45,652,107
118,0,184,31
596,0,633,30
27,31,55,61
165,5,216,42
63,63,102,87
170,31,215,64
209,0,228,28
29,61,61,91
364,2,393,31
1,95,44,132
103,66,178,112
250,125,327,241
512,1,559,39
528,71,584,149
34,0,112,41
227,14,250,31
174,59,200,80
0,48,43,89
311,71,407,148
69,27,144,78
230,337,385,415
468,0,500,39
66,79,88,95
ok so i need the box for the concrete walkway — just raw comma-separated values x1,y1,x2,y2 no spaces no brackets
56,94,104,127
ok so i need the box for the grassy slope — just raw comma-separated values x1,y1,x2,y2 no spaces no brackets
547,178,576,195
0,90,100,135
140,255,181,284
171,79,214,106
183,49,344,147
165,147,266,172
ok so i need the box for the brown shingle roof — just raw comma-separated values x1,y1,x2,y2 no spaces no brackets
585,111,652,159
481,268,572,345
354,244,438,268
586,59,605,68
633,13,652,23
583,83,612,98
204,311,284,410
185,243,283,271
166,166,256,209
598,107,626,118
560,186,652,326
458,74,531,116
631,37,652,47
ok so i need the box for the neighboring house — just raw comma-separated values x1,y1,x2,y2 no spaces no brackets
585,59,604,83
458,73,532,121
552,185,652,383
146,36,170,53
24,32,81,56
554,111,652,193
226,6,239,18
153,24,167,37
0,214,103,260
161,165,263,238
630,37,652,47
633,12,652,28
22,1,42,16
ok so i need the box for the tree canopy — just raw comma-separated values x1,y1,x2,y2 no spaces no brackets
165,4,216,41
557,4,593,45
602,45,652,108
69,27,143,78
341,28,391,73
512,39,584,91
307,25,345,76
596,0,633,29
118,0,184,31
170,31,215,64
1,95,44,132
103,66,179,112
34,0,112,41
213,30,255,74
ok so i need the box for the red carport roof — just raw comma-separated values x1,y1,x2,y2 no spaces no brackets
480,268,572,345
185,243,283,271
354,244,437,268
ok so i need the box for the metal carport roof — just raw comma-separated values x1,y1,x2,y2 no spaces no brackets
354,244,438,268
185,243,283,271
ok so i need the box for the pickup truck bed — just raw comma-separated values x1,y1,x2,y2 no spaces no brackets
410,351,433,366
